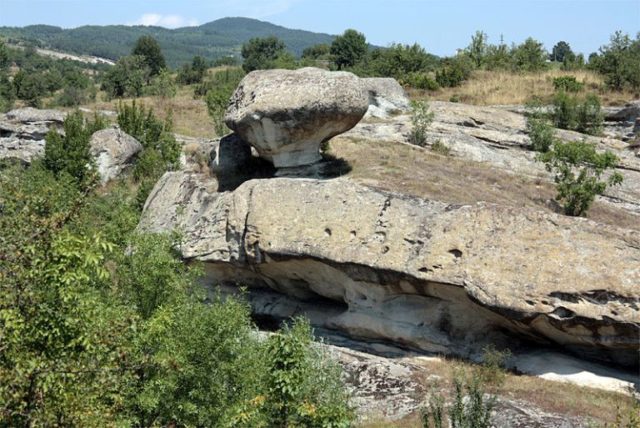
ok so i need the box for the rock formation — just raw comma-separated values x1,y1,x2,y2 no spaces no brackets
224,67,368,169
89,127,143,184
362,77,410,118
139,173,640,368
0,107,66,163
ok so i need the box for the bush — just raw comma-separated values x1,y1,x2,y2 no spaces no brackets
409,100,434,146
431,140,451,156
538,140,623,216
146,68,177,99
552,76,584,92
552,92,603,135
177,55,208,85
241,36,291,72
511,37,548,72
421,370,495,428
527,116,555,152
117,101,180,181
403,72,439,90
203,68,245,136
101,55,150,99
43,110,106,186
592,31,640,91
478,345,511,387
436,56,473,88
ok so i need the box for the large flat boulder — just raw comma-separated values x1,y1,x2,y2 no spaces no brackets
139,173,640,368
224,67,368,169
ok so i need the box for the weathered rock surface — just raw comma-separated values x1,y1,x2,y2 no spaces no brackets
140,173,640,369
342,101,640,217
89,127,142,183
224,67,368,168
606,100,640,123
362,77,410,118
209,133,252,176
0,107,66,163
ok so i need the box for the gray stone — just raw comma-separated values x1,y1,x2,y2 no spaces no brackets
209,133,252,176
362,77,410,118
139,174,640,369
224,67,368,168
89,127,142,183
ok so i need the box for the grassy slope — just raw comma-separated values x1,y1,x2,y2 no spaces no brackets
411,69,639,106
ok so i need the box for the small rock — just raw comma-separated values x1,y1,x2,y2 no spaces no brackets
362,77,410,119
89,127,142,184
209,133,252,176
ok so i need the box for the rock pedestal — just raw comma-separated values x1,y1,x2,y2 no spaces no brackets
224,67,368,169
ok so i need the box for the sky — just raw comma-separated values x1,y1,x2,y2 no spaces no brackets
0,0,638,56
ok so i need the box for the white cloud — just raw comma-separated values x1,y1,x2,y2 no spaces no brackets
222,0,300,19
129,13,198,28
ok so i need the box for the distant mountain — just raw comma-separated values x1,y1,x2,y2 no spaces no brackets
0,17,337,68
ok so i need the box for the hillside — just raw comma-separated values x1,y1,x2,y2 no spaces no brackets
0,17,336,68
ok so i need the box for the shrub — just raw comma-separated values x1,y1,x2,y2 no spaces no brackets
552,76,584,92
43,110,106,186
409,100,434,146
0,71,15,112
592,31,640,91
241,36,290,72
538,139,623,216
203,68,245,136
177,55,208,85
431,140,451,155
436,56,473,88
552,92,603,135
101,55,150,98
526,99,556,153
403,72,440,90
421,370,495,428
117,101,180,182
478,345,511,387
147,68,177,99
511,37,548,72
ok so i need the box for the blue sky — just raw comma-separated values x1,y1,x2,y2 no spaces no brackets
1,0,638,56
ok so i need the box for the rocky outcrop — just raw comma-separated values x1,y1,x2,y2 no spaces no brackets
0,107,66,163
140,173,640,368
341,101,640,217
209,133,252,176
362,77,410,118
606,100,640,123
224,67,368,169
89,127,143,183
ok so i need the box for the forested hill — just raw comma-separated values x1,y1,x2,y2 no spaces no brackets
0,17,336,68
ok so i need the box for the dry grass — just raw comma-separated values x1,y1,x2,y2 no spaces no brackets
329,137,639,231
83,85,213,139
408,69,639,106
356,357,637,427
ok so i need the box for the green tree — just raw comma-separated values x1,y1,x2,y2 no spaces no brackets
302,43,331,60
550,41,574,63
241,36,288,72
538,140,623,216
512,37,548,72
0,71,15,112
331,29,367,70
13,70,47,107
101,55,150,98
43,110,105,185
485,36,512,70
0,39,9,70
177,55,208,85
147,68,177,99
467,30,488,68
131,35,166,76
593,31,640,90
